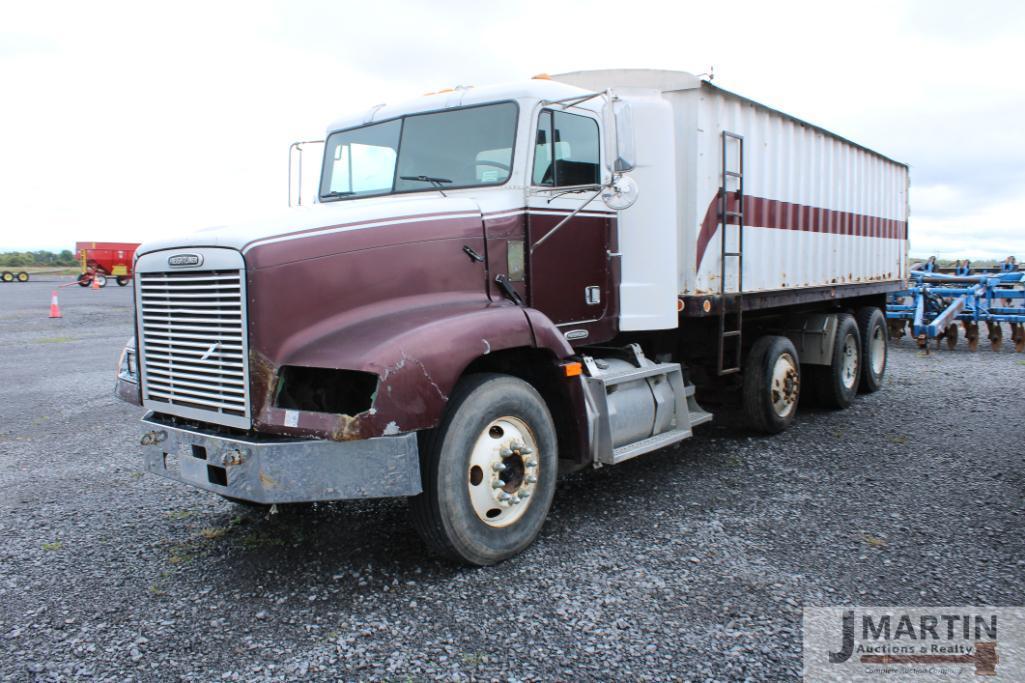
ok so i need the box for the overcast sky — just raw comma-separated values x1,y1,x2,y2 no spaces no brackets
1,0,1023,258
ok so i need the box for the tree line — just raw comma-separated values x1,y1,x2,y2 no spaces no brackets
0,250,78,267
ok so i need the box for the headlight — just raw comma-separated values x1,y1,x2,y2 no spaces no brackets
117,336,138,383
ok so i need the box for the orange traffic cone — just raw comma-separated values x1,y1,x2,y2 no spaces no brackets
49,291,62,318
90,274,100,290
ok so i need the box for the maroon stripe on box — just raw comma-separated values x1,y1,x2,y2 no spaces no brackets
696,192,906,268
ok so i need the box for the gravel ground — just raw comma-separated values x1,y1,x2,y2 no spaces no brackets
1,279,1023,681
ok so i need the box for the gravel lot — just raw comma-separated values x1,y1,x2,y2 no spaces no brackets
1,278,1023,681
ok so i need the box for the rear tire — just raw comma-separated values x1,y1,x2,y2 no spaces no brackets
16,271,29,282
0,271,12,283
116,276,131,286
855,307,887,393
805,313,861,408
742,335,801,434
95,274,108,287
77,273,91,287
409,373,557,565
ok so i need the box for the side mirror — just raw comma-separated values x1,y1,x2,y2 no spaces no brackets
612,99,636,173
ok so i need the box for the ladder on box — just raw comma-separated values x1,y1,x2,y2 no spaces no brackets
717,131,745,376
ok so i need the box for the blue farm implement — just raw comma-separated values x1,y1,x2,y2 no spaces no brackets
886,257,1025,352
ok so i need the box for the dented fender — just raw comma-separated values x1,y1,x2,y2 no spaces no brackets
250,297,575,441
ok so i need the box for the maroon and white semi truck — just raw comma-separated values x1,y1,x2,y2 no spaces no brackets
115,70,908,564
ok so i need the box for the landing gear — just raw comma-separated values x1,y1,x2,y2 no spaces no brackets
409,373,557,565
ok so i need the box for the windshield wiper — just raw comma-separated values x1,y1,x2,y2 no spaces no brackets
322,190,356,199
400,175,452,185
400,175,452,197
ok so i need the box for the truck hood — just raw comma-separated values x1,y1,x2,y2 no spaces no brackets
136,194,482,263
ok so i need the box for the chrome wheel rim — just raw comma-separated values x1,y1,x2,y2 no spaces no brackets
870,325,886,375
770,352,799,418
841,333,859,389
467,416,538,527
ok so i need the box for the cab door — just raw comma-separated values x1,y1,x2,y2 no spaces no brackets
526,108,618,345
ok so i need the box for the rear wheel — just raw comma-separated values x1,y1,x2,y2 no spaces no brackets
855,307,887,393
742,335,801,434
116,276,131,286
94,274,108,288
409,373,557,565
806,313,861,408
0,271,12,283
16,271,29,282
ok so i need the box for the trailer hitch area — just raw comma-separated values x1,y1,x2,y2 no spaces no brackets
140,429,168,446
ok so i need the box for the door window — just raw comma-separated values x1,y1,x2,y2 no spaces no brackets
532,110,600,187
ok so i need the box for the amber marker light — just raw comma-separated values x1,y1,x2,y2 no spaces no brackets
562,362,583,377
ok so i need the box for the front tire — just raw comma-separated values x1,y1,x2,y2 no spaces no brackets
116,276,131,286
0,271,12,283
16,271,29,282
742,335,801,434
409,373,557,565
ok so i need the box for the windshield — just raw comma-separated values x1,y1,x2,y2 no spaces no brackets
320,101,518,201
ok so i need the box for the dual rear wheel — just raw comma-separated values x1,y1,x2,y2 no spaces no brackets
743,307,887,433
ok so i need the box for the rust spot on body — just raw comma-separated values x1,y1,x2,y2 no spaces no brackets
331,413,362,441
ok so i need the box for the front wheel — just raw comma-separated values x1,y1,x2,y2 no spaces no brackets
0,271,12,283
116,276,131,286
409,373,558,565
16,271,29,282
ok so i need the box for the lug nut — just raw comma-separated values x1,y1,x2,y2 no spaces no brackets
525,476,538,484
524,460,537,469
492,480,506,489
500,448,513,457
520,447,533,455
492,462,507,472
519,491,530,500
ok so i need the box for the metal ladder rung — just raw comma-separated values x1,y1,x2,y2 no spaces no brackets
723,251,741,257
722,211,744,219
724,170,742,178
722,330,741,338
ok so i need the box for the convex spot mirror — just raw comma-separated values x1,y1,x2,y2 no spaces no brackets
601,174,638,211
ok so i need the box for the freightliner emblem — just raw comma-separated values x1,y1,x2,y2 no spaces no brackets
168,253,203,268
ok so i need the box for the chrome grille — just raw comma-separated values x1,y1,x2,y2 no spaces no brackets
137,269,250,425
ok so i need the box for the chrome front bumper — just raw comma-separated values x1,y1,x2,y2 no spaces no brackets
139,414,421,503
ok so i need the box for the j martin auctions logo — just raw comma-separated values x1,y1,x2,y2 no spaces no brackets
804,607,1025,682
829,610,997,675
